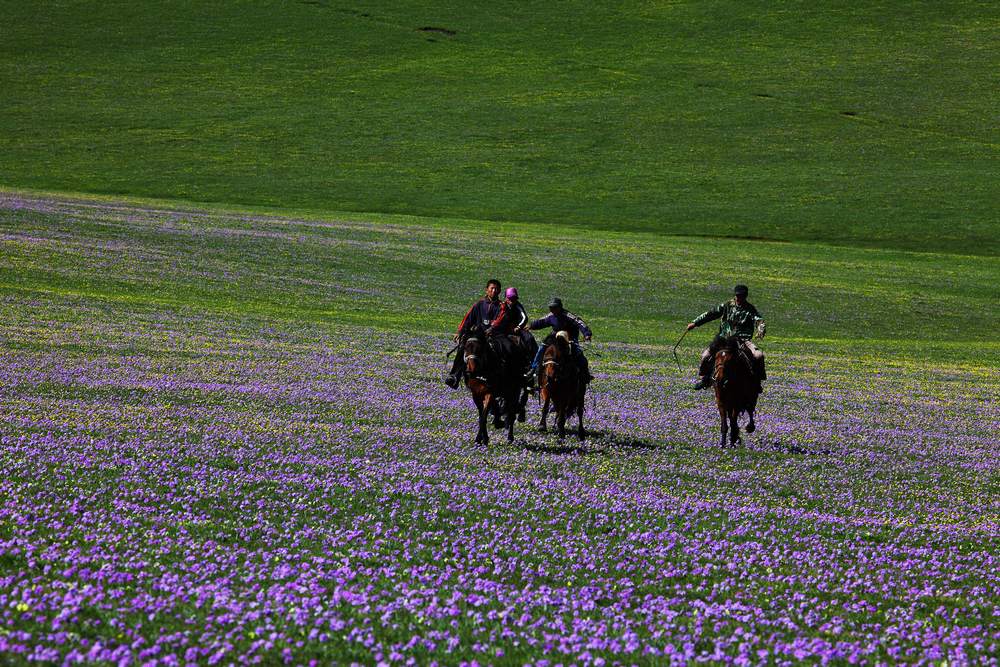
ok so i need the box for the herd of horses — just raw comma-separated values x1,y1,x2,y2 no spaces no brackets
454,330,761,447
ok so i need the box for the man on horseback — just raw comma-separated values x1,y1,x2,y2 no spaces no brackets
523,297,593,388
687,284,766,390
445,279,502,388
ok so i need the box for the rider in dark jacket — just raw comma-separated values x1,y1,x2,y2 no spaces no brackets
688,284,766,390
524,297,593,385
445,279,502,388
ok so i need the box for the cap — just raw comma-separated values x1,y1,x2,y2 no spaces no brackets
548,297,563,309
505,287,519,300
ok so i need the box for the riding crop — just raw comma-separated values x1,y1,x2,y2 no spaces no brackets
671,329,689,373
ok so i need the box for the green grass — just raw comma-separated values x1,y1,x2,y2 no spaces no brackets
1,1,997,254
2,192,997,366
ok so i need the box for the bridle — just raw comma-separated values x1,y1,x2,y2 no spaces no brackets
714,343,754,385
463,343,493,383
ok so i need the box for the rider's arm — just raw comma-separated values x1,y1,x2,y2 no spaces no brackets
514,305,528,330
456,301,478,338
490,303,509,331
527,314,553,331
750,304,766,338
568,311,592,340
692,303,726,327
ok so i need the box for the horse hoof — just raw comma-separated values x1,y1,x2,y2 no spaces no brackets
537,425,547,433
746,423,756,434
517,410,526,423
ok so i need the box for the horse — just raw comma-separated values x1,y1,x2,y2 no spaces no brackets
538,331,587,440
712,336,760,447
463,333,528,444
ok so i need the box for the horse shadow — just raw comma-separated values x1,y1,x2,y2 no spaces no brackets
523,429,660,455
585,429,660,450
523,441,597,456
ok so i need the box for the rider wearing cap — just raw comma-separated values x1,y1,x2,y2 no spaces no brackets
445,279,502,389
687,284,766,390
524,297,593,385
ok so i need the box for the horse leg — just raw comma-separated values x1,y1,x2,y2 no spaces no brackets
538,395,549,433
746,393,758,434
718,405,728,448
505,392,516,443
729,409,740,446
576,400,586,441
557,406,567,440
492,393,504,429
517,387,527,423
475,397,488,445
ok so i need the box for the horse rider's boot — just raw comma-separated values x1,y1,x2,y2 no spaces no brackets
692,375,712,390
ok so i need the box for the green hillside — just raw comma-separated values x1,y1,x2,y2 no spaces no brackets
1,1,997,254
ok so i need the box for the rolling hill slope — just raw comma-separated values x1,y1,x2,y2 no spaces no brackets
1,1,997,253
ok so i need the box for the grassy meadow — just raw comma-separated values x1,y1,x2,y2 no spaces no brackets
0,193,997,664
1,1,998,253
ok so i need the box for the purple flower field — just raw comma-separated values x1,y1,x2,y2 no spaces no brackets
0,196,998,665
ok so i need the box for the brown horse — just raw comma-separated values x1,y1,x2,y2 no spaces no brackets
538,332,587,440
463,335,524,444
712,336,760,447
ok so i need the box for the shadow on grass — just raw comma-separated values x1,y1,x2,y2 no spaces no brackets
523,441,596,456
522,428,660,455
755,439,832,456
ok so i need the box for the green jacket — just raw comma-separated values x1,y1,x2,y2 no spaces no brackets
693,299,765,340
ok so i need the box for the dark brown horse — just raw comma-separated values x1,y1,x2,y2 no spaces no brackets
712,336,760,447
538,332,587,440
463,335,525,444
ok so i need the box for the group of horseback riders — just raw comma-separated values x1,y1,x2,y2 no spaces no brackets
445,280,767,393
445,279,593,391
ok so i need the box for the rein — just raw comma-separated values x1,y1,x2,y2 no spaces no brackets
464,346,495,385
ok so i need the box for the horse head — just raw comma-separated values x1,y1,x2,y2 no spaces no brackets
464,335,489,379
542,332,573,385
713,336,741,387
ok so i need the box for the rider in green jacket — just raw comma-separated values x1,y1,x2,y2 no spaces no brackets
687,284,766,389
